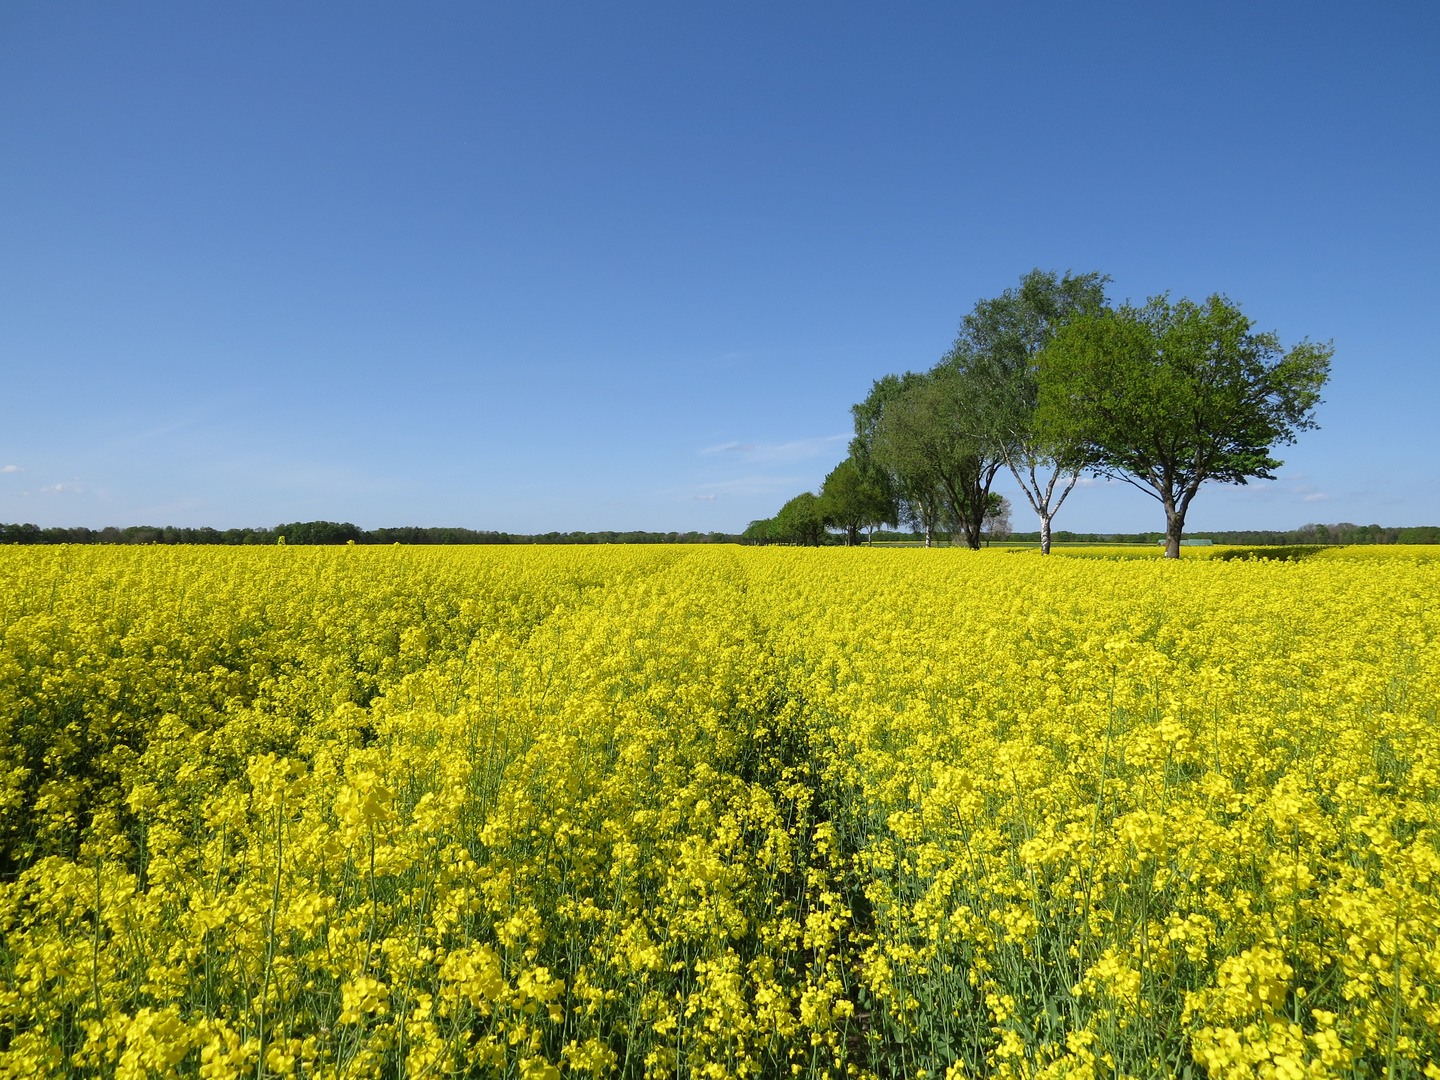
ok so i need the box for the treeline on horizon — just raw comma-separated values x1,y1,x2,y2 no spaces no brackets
831,523,1440,546
2,519,1438,547
0,521,738,546
982,523,1440,546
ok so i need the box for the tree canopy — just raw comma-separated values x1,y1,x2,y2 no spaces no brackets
772,491,829,546
869,366,1003,550
1037,293,1332,557
851,372,946,545
949,269,1109,552
758,272,1334,554
819,458,893,545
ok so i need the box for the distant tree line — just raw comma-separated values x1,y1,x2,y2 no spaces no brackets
0,521,738,546
751,269,1338,557
5,518,1433,550
866,524,1440,546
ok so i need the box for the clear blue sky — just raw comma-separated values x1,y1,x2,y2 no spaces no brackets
2,2,1436,534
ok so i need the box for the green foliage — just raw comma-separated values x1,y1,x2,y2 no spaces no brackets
946,270,1109,552
773,492,829,546
742,518,780,544
869,367,1003,549
850,372,939,537
819,459,893,545
850,371,930,463
1398,526,1440,544
951,268,1109,443
1037,293,1333,556
275,520,366,545
850,271,1106,553
0,522,738,546
742,501,835,547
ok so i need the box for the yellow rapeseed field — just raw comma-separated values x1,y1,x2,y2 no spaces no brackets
1,545,1437,1080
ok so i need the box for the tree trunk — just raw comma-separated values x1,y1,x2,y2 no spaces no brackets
924,524,932,548
1040,515,1052,555
1164,501,1185,559
953,495,984,550
961,517,983,550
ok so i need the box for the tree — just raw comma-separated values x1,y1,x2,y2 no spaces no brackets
849,372,927,540
274,520,365,544
898,472,946,547
950,269,1110,553
982,493,1012,544
1037,294,1332,558
870,367,1004,550
820,458,893,546
773,491,829,546
741,519,778,545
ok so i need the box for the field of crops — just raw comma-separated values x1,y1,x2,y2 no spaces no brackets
1,545,1437,1080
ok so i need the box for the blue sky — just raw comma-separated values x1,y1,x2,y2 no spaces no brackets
2,2,1436,534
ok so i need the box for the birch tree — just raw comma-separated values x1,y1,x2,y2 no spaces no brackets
949,269,1109,553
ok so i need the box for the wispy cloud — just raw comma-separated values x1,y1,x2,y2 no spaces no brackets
692,475,807,498
0,465,19,473
700,435,847,465
703,442,757,454
1302,492,1331,503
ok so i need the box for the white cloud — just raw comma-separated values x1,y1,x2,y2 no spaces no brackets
700,435,847,466
1302,493,1331,503
40,480,87,495
693,475,806,497
693,493,717,500
0,465,19,473
702,442,757,454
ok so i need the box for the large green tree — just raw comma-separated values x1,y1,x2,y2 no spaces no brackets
849,372,931,540
950,269,1110,553
870,366,1003,550
1037,294,1333,558
741,518,778,544
773,491,829,546
820,458,893,545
